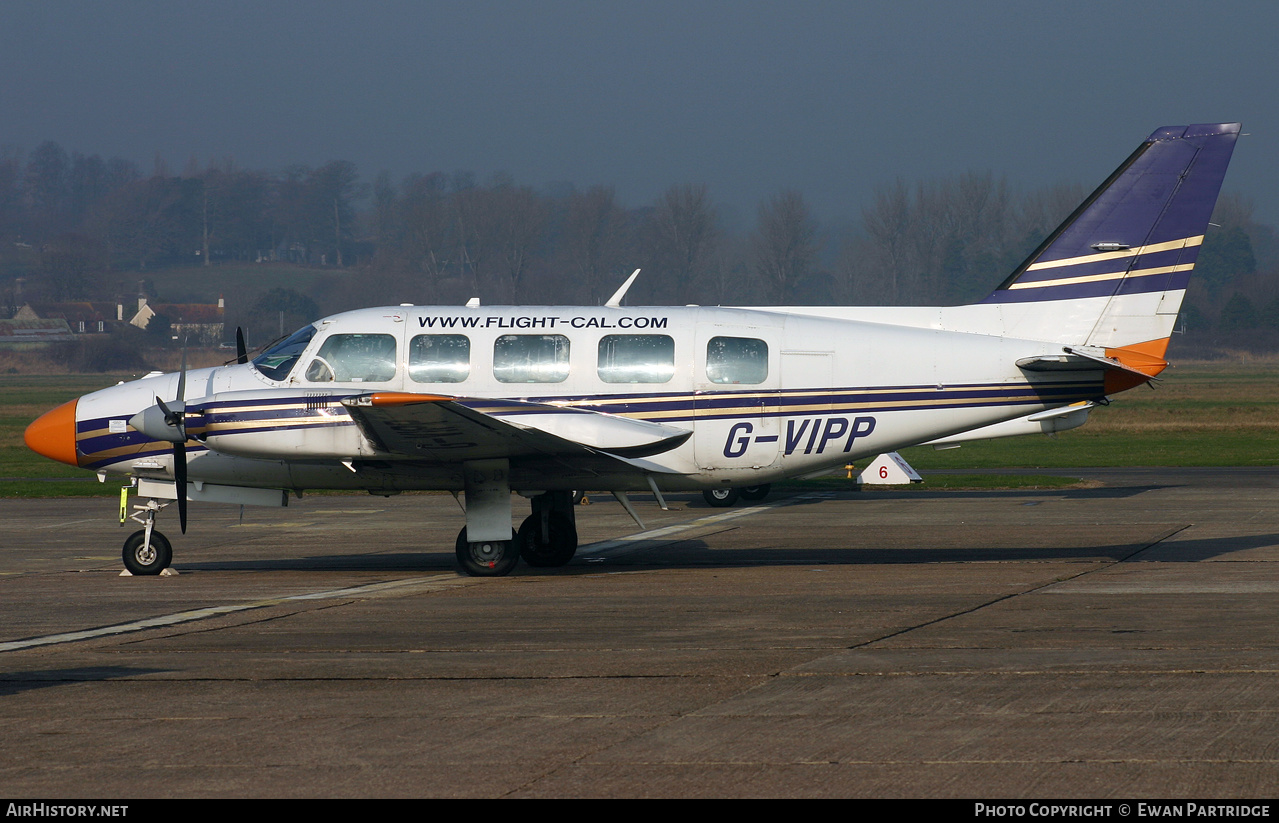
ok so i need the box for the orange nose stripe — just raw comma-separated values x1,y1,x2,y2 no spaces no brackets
24,399,80,468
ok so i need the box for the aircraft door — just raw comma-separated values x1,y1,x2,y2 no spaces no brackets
779,350,833,465
693,326,780,471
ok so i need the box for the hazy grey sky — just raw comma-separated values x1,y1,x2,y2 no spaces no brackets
2,0,1275,225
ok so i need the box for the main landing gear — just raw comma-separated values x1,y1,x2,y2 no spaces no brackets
454,490,580,577
702,484,771,508
122,496,174,575
454,459,580,577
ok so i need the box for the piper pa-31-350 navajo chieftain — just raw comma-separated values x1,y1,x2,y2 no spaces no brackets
25,123,1241,577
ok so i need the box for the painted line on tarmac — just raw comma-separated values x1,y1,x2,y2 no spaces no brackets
0,574,471,653
31,518,99,531
580,492,832,559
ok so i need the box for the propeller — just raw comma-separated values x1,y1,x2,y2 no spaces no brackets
128,348,190,533
169,351,188,534
236,326,248,365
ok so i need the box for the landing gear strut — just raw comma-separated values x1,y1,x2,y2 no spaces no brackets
455,458,521,577
518,491,578,567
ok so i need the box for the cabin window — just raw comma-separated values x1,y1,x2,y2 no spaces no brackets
304,333,398,383
706,336,768,384
494,334,570,383
598,334,675,383
409,334,470,383
252,324,317,381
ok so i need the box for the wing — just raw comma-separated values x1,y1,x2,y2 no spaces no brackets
340,392,691,465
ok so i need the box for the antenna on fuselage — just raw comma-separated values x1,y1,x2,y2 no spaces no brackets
605,269,641,308
465,297,481,308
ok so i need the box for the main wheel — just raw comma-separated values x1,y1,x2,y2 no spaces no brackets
740,484,771,502
703,487,740,507
455,527,520,577
122,529,172,576
518,511,578,567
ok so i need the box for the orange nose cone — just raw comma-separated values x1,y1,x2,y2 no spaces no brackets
24,399,81,467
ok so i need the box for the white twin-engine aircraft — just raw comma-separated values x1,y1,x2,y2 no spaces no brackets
26,123,1240,577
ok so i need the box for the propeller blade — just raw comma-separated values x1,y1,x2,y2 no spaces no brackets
174,342,188,533
155,396,185,435
176,345,187,404
236,327,248,365
174,440,187,534
152,396,179,435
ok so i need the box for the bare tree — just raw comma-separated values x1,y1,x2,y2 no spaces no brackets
22,141,69,242
646,183,718,304
856,172,1022,305
751,190,820,304
398,172,454,302
39,233,107,301
487,179,549,303
563,186,629,305
860,179,913,303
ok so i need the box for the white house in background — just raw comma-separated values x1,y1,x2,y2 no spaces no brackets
129,296,225,345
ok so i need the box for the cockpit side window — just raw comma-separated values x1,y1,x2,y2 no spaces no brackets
251,324,318,382
304,333,398,383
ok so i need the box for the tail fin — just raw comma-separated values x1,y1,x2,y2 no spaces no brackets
984,123,1239,363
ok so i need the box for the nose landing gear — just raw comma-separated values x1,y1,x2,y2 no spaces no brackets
121,496,175,576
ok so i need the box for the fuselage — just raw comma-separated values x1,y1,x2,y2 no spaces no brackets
32,304,1106,495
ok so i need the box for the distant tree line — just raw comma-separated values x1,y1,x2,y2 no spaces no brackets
3,138,1277,352
0,140,362,303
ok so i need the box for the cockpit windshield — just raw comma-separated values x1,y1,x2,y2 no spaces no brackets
251,324,318,382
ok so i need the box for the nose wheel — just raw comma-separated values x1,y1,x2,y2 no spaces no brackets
122,529,172,575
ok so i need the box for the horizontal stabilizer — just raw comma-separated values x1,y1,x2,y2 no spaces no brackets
1017,348,1153,379
923,402,1095,447
1017,341,1166,393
